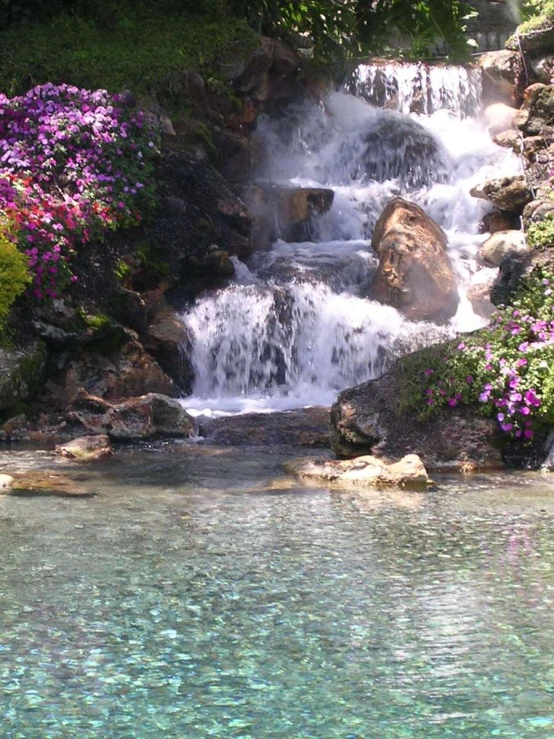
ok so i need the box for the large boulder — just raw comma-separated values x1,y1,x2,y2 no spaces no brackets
479,50,522,105
68,391,198,440
0,341,46,415
470,175,533,214
478,230,528,267
284,453,430,489
514,83,554,135
329,357,503,471
370,197,458,322
141,300,194,394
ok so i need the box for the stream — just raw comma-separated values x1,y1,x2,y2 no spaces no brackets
180,63,520,417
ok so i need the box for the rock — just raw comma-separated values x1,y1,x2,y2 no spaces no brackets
199,407,330,447
483,103,518,135
515,83,554,135
467,282,496,320
141,301,194,394
231,37,302,102
7,471,92,497
530,55,554,84
480,50,522,105
481,210,521,234
470,175,533,213
69,391,198,440
246,184,334,247
506,24,554,56
330,357,503,471
55,435,113,462
524,198,554,224
216,131,259,184
0,340,47,414
370,197,458,323
479,230,528,267
284,453,430,489
493,129,522,152
0,474,14,489
491,247,554,306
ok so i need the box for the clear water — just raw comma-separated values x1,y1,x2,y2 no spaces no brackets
2,447,554,738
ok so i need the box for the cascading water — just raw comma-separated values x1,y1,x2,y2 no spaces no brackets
181,64,521,417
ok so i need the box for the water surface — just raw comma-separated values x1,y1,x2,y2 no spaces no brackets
1,446,554,738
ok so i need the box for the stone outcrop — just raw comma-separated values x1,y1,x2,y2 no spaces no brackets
370,197,458,322
140,300,193,394
55,435,113,462
470,175,533,213
0,341,46,415
284,454,431,489
515,83,554,135
478,230,528,266
68,391,198,440
329,358,503,471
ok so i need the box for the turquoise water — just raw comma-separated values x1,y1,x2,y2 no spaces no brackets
1,446,554,738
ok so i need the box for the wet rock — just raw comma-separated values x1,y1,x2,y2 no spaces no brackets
515,83,554,135
6,471,92,497
284,453,430,489
530,55,554,84
0,474,14,489
141,301,194,394
370,197,458,323
480,50,522,105
247,184,334,247
506,25,554,56
199,407,330,447
479,230,528,267
216,131,259,184
493,129,522,152
483,103,518,135
0,341,47,414
481,210,522,234
69,391,197,440
470,175,533,214
55,435,113,462
467,282,496,320
330,359,503,471
232,37,302,102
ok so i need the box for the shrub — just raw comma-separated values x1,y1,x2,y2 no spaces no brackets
400,269,554,441
527,213,554,248
0,224,30,336
0,83,160,300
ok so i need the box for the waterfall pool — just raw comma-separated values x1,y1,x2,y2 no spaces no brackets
1,444,554,738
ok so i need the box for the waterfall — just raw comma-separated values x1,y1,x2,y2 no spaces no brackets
180,65,521,417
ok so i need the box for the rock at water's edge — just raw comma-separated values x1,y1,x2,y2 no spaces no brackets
55,435,113,462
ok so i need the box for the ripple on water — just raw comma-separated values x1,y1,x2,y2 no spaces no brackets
1,447,554,738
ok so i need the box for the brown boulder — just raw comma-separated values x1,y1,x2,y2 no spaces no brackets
515,83,554,135
141,301,194,394
370,197,458,322
6,471,93,497
479,50,522,105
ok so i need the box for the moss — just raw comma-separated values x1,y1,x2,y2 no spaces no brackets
0,11,258,99
519,0,554,33
114,260,132,282
137,242,171,280
527,213,554,248
79,311,112,332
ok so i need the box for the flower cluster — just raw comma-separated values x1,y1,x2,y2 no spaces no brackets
414,271,554,441
0,83,159,299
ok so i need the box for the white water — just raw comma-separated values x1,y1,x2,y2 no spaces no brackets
181,66,521,417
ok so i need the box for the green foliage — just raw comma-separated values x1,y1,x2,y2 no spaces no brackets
398,269,554,441
0,10,257,97
527,214,554,248
520,0,554,32
0,224,30,338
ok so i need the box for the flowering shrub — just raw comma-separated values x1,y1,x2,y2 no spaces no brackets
0,83,159,300
402,269,554,441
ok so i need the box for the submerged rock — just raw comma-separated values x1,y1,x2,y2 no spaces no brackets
370,197,458,323
6,471,92,497
55,435,113,462
284,453,430,489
